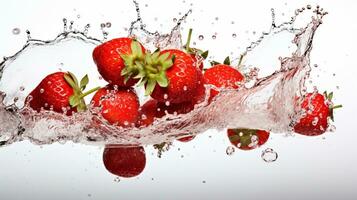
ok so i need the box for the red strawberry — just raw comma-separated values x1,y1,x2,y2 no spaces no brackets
204,61,244,101
183,28,209,71
136,99,158,127
91,85,140,127
227,129,270,150
92,38,146,87
177,135,195,142
26,72,99,115
293,92,341,136
147,49,199,104
103,145,146,178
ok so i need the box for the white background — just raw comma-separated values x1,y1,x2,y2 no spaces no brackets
0,0,356,199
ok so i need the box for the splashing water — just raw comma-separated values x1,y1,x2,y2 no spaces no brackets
0,4,327,147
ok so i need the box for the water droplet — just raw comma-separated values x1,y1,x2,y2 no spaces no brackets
173,18,177,22
261,148,278,163
232,33,237,38
77,14,81,19
163,94,168,100
198,35,204,40
312,117,319,126
202,180,206,183
226,146,235,156
165,101,170,106
19,86,25,91
12,28,21,35
183,86,187,91
215,17,219,20
212,35,216,40
114,176,121,182
307,5,312,9
106,22,111,28
40,88,44,93
145,4,148,7
100,23,106,28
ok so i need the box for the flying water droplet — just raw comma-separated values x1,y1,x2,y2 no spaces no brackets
226,146,235,156
114,176,121,182
261,148,278,163
232,33,237,38
12,28,21,35
198,35,204,40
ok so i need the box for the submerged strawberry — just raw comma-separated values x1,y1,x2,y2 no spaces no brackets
227,129,270,150
103,146,146,178
92,38,146,87
204,58,245,101
293,92,342,136
91,85,140,127
26,72,99,115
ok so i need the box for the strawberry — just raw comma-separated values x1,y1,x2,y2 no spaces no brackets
92,38,146,87
137,99,196,127
204,58,244,101
142,49,199,104
136,99,158,127
227,129,270,150
183,28,209,71
293,92,342,136
177,135,195,142
103,145,146,178
26,72,99,115
91,85,140,127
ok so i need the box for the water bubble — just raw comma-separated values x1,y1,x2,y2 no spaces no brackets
12,28,21,35
173,18,177,22
312,117,319,126
261,148,278,163
198,35,204,40
77,14,81,19
39,88,44,93
212,35,216,40
106,22,111,28
100,23,106,28
165,101,170,106
114,176,121,182
226,146,235,156
232,33,237,38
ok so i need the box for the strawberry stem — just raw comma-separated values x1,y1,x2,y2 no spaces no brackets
79,86,101,99
332,104,342,109
185,28,193,52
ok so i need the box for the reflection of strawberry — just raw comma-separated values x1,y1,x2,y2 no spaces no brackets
204,61,244,100
91,86,140,127
26,72,99,115
136,99,158,127
227,129,269,150
92,38,146,87
293,92,341,136
103,146,146,178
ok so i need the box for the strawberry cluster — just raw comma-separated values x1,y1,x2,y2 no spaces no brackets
24,29,341,178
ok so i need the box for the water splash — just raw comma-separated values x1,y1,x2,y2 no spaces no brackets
0,4,327,147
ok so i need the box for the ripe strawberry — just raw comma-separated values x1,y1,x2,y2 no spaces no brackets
177,135,195,142
136,99,158,127
137,99,196,127
227,129,270,150
204,59,244,100
92,38,146,87
26,72,99,115
293,92,342,136
145,49,199,104
91,85,140,127
183,28,209,71
103,146,146,178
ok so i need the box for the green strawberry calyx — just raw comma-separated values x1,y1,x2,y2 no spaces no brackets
323,91,342,122
120,40,174,96
64,72,100,112
228,128,259,148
